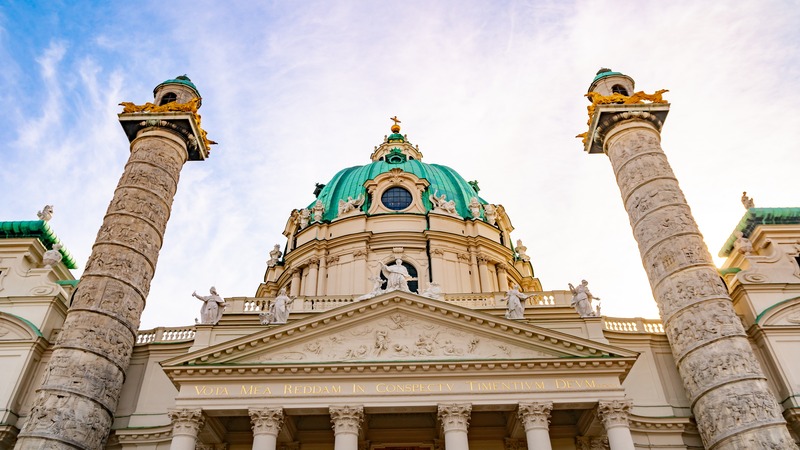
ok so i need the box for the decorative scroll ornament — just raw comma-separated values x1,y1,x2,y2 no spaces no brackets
518,401,553,430
119,97,216,150
249,407,284,436
167,408,205,435
330,405,364,435
577,89,669,145
438,403,472,432
597,399,633,429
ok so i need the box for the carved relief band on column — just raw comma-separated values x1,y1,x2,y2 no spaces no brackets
437,403,472,432
330,405,364,435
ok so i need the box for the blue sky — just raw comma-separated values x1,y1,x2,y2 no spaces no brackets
2,1,799,329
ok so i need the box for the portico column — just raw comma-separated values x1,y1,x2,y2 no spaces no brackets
518,401,553,450
249,408,283,450
597,400,634,450
438,403,471,450
330,405,364,450
305,258,319,296
476,256,492,293
496,264,510,292
167,408,205,450
289,269,301,297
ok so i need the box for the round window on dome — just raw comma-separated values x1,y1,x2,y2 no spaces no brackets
381,187,412,211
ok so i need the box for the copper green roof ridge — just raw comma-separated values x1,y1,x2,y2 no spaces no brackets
308,160,486,221
0,221,78,269
154,75,200,97
719,207,800,257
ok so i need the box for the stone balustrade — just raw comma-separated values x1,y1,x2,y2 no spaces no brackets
136,326,197,344
603,317,665,334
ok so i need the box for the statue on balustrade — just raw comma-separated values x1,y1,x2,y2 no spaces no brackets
356,275,385,301
568,279,598,317
260,288,295,324
503,284,529,319
381,259,413,293
192,286,226,325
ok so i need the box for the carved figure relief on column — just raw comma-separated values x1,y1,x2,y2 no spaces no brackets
569,280,598,317
267,244,282,267
192,287,226,325
37,204,54,221
429,190,457,214
468,197,482,219
338,194,365,217
381,259,413,292
516,239,530,261
42,243,63,268
311,200,325,222
503,284,529,319
260,288,295,324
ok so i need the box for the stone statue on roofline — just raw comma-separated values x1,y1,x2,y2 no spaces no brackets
267,244,282,267
420,282,442,300
356,275,385,301
429,190,457,215
338,194,365,217
312,200,325,223
741,191,755,209
260,288,294,324
37,205,54,222
503,284,529,319
192,287,226,325
299,208,310,229
468,197,482,219
516,239,530,262
568,280,598,318
483,203,497,225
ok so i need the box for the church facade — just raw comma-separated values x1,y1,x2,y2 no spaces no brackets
1,72,799,450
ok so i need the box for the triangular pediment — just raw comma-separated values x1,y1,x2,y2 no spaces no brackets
162,292,637,369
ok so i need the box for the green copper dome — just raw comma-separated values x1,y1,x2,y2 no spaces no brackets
592,68,624,83
308,159,486,221
154,75,200,97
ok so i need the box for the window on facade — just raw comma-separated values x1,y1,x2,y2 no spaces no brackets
160,92,178,105
611,84,629,96
381,187,412,211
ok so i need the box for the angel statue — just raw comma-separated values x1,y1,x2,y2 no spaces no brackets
338,194,365,216
568,280,598,318
429,190,456,214
260,288,295,324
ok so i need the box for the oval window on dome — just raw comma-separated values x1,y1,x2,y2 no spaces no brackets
381,187,412,211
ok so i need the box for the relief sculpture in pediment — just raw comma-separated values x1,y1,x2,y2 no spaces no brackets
249,313,550,363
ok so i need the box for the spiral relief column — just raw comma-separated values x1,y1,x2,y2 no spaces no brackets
15,77,212,450
583,69,796,449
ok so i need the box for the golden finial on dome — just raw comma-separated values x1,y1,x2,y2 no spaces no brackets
390,116,401,133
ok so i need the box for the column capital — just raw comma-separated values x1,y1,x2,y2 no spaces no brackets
330,405,364,436
518,401,553,431
249,407,284,437
437,403,472,433
167,408,205,437
597,399,633,429
307,257,320,268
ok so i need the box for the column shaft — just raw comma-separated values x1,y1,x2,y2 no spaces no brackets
477,256,492,293
598,117,796,449
16,126,195,450
497,264,510,292
316,256,328,296
330,406,363,450
438,403,471,450
518,402,552,450
305,258,319,297
289,269,301,297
